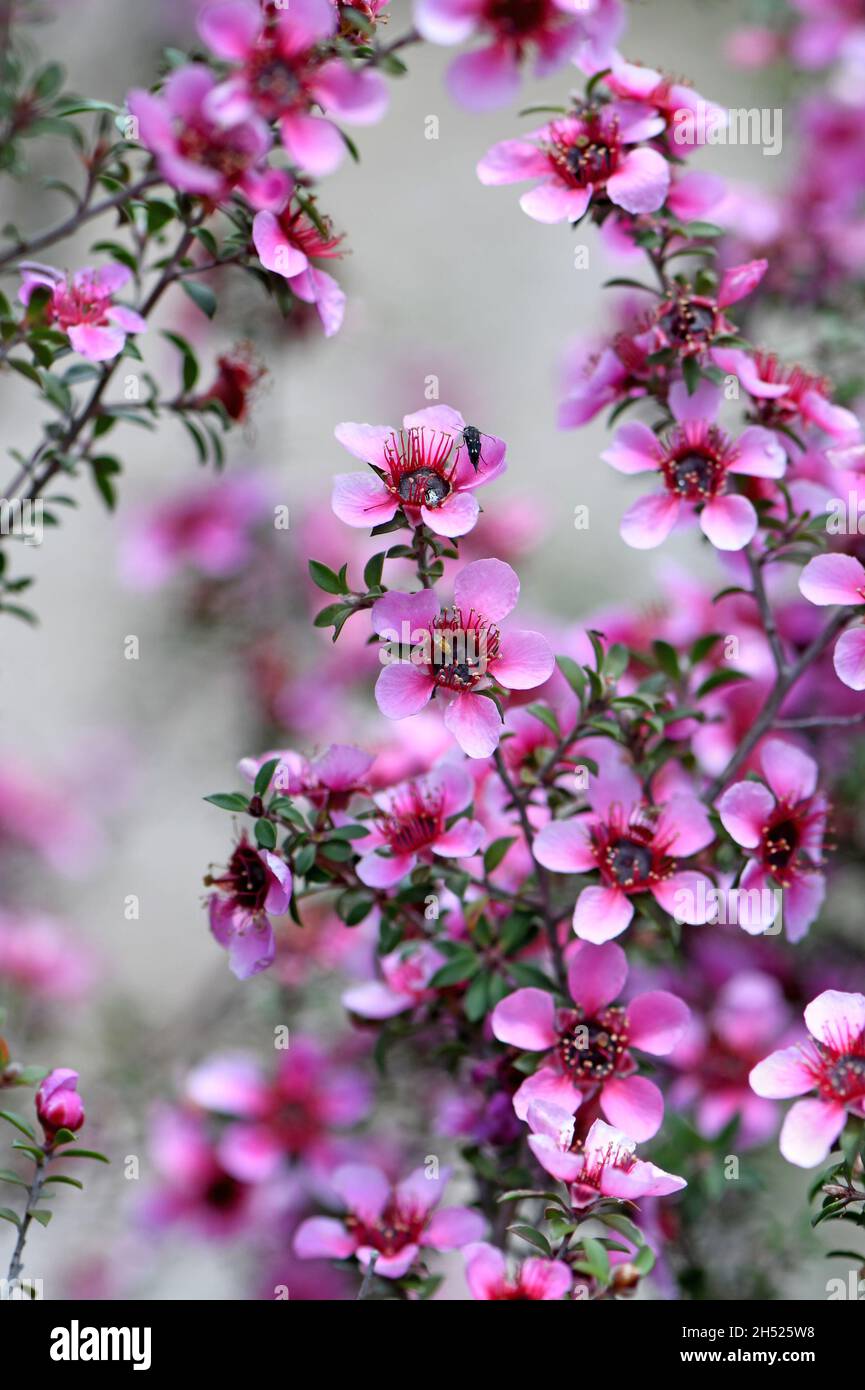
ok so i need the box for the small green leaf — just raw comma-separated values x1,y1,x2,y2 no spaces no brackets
507,1224,552,1257
30,1208,52,1227
484,837,516,874
254,819,277,850
55,1149,109,1163
308,559,347,595
44,1174,83,1190
203,792,249,812
254,758,280,798
180,280,217,319
0,1208,21,1228
0,1110,36,1141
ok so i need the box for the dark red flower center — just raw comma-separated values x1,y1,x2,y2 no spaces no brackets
383,428,456,509
558,1006,629,1081
346,1200,424,1258
550,113,622,191
223,843,269,911
379,785,444,853
431,607,500,690
656,295,717,352
591,810,676,895
484,0,553,42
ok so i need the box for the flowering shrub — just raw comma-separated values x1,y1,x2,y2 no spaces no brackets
1,0,865,1307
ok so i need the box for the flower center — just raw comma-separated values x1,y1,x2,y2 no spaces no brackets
379,786,444,853
177,126,251,180
763,816,799,871
559,1007,629,1081
607,837,654,886
383,428,456,509
346,1200,424,1258
226,844,268,910
657,296,716,351
549,113,622,191
431,608,499,690
484,0,551,41
50,283,110,330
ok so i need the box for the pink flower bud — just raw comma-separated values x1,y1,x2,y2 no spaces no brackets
35,1068,85,1138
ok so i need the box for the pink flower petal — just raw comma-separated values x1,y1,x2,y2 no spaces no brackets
601,1074,664,1141
601,421,663,474
527,1131,586,1182
606,147,669,214
374,663,435,719
834,627,865,690
423,1206,486,1249
728,426,786,478
356,850,416,888
779,1097,847,1168
432,818,487,857
566,940,627,1014
534,817,596,873
422,490,479,538
464,1242,507,1300
520,1258,572,1300
198,0,259,60
718,259,768,308
655,794,714,856
331,472,397,527
799,553,865,606
573,885,634,942
749,1044,815,1098
443,691,502,758
699,494,757,550
341,980,410,1019
620,491,680,549
759,738,817,805
492,628,555,690
446,42,521,112
627,990,690,1055
279,112,345,177
67,323,125,361
371,585,439,638
652,871,715,925
334,420,393,467
491,987,558,1051
804,989,865,1049
454,558,519,621
476,137,552,186
293,1216,356,1260
668,376,722,422
227,920,275,979
718,779,776,848
520,181,592,223
332,1163,390,1222
512,1067,582,1122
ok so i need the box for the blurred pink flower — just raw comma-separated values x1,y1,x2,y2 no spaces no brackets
18,263,145,361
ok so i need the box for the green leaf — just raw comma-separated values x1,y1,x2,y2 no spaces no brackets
30,1208,52,1227
0,1208,21,1228
556,654,586,698
309,559,347,595
44,1174,83,1190
203,792,249,812
695,668,748,698
463,971,490,1022
484,836,516,874
525,703,560,736
254,819,277,850
0,1170,28,1188
54,1149,109,1163
682,355,702,395
507,1224,552,1257
180,280,217,319
363,551,385,590
429,953,480,988
632,1244,656,1276
0,1110,36,1141
336,889,374,926
580,1235,611,1284
254,758,280,798
652,640,680,681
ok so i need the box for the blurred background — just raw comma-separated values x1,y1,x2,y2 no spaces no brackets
0,0,856,1298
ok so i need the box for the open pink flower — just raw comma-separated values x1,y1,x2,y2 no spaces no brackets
478,102,669,223
128,65,273,201
199,0,388,177
799,553,865,692
354,764,487,888
293,1162,486,1278
416,0,623,111
528,1112,686,1206
534,745,715,942
464,1241,572,1300
120,473,270,590
371,559,554,758
252,198,346,336
717,738,827,943
750,990,865,1168
185,1038,371,1177
333,406,507,539
342,940,447,1019
207,835,292,979
492,940,688,1138
604,378,786,551
735,353,864,441
19,263,145,362
239,742,374,809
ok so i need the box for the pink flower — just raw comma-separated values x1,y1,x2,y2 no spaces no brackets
143,1104,268,1237
750,990,865,1167
492,940,689,1138
199,0,388,177
371,559,555,758
416,0,624,111
464,1241,572,1300
185,1038,372,1177
354,764,487,888
604,379,786,552
528,1112,686,1206
478,102,670,222
207,835,292,979
799,553,865,691
533,744,715,942
119,473,270,590
720,352,862,439
333,406,507,539
293,1162,486,1278
18,263,145,361
252,199,346,337
239,742,374,809
342,940,447,1019
717,738,827,943
0,912,95,1002
127,64,273,200
35,1069,85,1138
